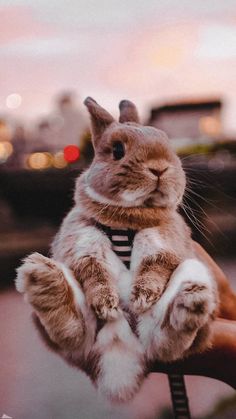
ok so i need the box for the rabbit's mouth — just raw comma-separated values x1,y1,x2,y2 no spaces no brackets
144,190,168,208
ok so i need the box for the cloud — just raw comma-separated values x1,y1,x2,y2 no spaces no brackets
1,0,236,30
0,38,79,57
0,4,57,46
195,24,236,60
0,0,236,132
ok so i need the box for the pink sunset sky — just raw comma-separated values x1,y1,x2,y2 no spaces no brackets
1,0,236,133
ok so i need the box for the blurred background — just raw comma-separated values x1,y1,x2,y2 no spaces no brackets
1,1,236,418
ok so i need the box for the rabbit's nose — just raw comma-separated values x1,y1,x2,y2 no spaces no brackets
149,167,168,178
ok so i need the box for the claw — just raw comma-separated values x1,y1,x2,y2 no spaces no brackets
130,287,161,314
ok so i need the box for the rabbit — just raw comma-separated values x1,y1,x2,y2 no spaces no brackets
16,97,218,402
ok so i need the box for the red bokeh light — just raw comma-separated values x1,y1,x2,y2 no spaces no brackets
63,145,80,163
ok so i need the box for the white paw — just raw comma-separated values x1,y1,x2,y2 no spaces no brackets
15,252,50,293
130,286,160,314
15,252,64,302
93,293,122,321
169,281,216,332
96,306,122,321
131,294,153,314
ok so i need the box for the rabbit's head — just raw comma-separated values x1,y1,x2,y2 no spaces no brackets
79,97,186,210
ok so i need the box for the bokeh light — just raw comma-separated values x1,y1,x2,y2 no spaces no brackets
0,121,11,142
63,145,80,163
53,151,68,169
27,152,52,170
0,141,14,162
6,94,22,109
199,116,221,137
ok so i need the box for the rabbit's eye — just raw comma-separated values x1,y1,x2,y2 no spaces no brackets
112,141,125,160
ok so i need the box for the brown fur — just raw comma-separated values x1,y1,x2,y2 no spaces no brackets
18,253,85,351
76,183,172,229
75,256,120,319
75,178,194,314
32,313,61,352
83,350,102,382
119,100,140,123
15,98,219,400
75,124,185,213
51,97,216,348
66,97,189,316
131,252,181,313
193,241,234,319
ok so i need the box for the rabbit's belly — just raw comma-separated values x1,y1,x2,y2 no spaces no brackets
95,223,138,332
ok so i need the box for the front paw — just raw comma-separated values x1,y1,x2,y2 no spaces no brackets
92,291,121,320
130,285,161,314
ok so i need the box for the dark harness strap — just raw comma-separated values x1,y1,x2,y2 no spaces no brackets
96,222,191,419
168,374,191,419
96,222,136,269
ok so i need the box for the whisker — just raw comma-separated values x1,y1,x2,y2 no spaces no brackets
182,199,212,235
185,187,221,209
180,151,216,161
184,190,228,239
181,202,215,247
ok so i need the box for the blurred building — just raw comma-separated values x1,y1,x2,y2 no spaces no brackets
0,91,92,171
52,91,89,149
30,92,89,153
148,98,222,140
0,118,14,166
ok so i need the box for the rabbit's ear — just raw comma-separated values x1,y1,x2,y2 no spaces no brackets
119,100,140,123
84,97,114,145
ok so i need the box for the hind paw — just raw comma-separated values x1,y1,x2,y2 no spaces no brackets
16,253,86,350
16,252,60,293
15,253,71,312
169,281,216,333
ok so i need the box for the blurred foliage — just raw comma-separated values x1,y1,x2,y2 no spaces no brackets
158,406,174,419
178,140,236,157
204,394,236,419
